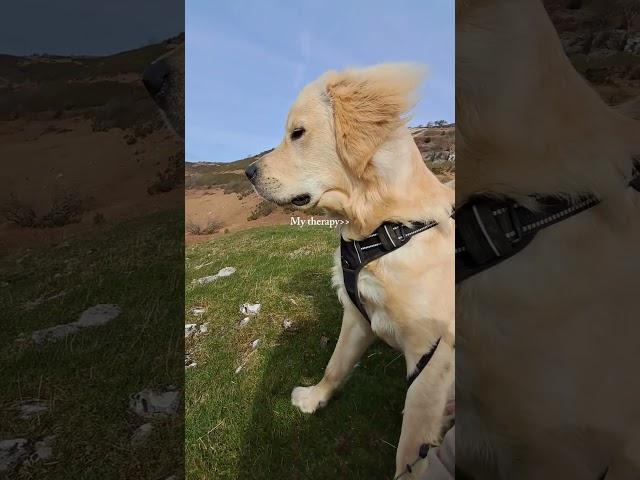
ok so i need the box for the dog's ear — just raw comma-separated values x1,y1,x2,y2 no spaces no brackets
324,64,425,177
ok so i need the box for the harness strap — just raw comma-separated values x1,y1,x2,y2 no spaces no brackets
456,194,600,283
456,158,640,284
407,338,441,386
340,220,439,322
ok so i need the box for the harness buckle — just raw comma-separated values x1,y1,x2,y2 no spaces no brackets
376,223,405,251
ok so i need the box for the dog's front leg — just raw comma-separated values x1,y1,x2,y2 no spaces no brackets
291,305,375,414
395,340,454,478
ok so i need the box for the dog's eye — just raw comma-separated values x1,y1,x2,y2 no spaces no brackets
290,127,305,140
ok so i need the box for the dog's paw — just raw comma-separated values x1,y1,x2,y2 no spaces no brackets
291,386,326,414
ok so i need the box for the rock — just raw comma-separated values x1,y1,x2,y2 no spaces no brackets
129,388,180,417
593,30,610,49
195,267,236,285
195,275,218,285
288,246,313,258
283,319,293,330
185,353,197,369
0,438,28,472
29,436,55,464
607,30,629,51
240,303,261,315
75,304,121,328
216,267,236,277
131,423,154,447
185,323,209,338
250,339,260,350
17,399,48,420
31,304,121,344
0,436,55,472
32,324,78,343
625,32,640,56
185,324,198,338
191,307,206,316
591,29,628,56
238,317,250,328
560,32,593,55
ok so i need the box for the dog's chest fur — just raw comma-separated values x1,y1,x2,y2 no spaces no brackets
331,231,453,355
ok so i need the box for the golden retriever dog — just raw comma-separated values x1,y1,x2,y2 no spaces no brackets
457,0,640,478
246,64,455,477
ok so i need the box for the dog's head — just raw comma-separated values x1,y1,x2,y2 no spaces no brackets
143,43,185,138
246,64,424,214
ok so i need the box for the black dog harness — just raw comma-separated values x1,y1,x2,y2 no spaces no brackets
340,220,445,385
456,160,640,283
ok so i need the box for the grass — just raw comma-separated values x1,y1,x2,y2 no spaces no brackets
0,210,184,479
185,225,408,480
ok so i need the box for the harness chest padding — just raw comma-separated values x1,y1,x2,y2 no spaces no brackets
456,202,520,263
456,199,537,283
340,219,446,386
340,221,437,322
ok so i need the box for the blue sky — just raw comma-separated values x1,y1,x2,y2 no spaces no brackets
1,1,183,56
187,0,454,163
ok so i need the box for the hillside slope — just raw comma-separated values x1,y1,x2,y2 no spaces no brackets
544,0,640,104
0,36,184,250
185,125,455,243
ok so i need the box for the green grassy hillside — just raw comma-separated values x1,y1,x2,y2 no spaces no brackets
185,226,408,480
0,211,184,478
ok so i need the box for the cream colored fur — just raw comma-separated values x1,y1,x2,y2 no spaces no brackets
457,1,640,478
250,64,454,478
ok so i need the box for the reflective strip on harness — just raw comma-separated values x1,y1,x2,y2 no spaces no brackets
456,158,640,284
456,194,601,283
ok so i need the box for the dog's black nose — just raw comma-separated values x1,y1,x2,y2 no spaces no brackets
143,59,170,96
245,163,258,182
